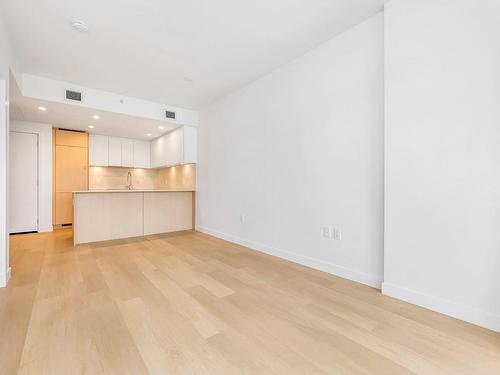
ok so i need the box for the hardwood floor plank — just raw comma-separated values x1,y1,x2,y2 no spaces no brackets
0,228,498,374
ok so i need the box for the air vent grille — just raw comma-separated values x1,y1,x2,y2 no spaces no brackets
66,90,82,102
165,110,176,119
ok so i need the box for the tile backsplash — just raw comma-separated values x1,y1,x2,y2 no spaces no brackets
158,163,196,189
89,164,196,190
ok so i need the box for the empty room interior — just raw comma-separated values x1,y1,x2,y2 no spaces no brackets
1,0,499,373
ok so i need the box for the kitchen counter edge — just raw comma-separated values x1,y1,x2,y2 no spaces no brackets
73,189,196,193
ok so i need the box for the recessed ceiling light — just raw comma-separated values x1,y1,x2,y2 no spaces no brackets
158,126,164,130
88,125,95,129
93,115,100,120
70,19,89,33
38,106,47,111
146,133,152,137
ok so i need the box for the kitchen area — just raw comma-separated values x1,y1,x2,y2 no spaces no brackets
9,85,198,246
72,125,197,245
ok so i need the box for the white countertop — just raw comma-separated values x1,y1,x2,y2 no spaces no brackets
73,189,196,193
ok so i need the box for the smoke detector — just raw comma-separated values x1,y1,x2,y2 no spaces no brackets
70,19,89,33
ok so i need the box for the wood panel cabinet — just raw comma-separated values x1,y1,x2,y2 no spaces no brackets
53,129,88,225
54,129,88,147
143,192,192,235
73,191,193,244
109,192,143,239
55,145,88,191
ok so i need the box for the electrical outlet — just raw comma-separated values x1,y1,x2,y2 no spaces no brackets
240,214,245,223
322,226,333,239
334,228,342,241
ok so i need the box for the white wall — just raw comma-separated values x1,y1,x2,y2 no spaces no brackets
0,14,19,287
383,0,500,332
10,121,53,232
197,14,384,287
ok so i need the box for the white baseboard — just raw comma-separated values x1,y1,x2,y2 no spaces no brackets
196,226,382,289
382,282,500,333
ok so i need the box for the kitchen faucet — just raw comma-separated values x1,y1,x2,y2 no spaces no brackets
126,171,133,190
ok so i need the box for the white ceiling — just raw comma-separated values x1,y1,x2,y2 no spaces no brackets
1,0,386,109
10,95,179,140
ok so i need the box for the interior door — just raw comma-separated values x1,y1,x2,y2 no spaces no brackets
9,131,38,233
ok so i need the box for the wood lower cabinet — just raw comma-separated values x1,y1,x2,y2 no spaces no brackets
55,145,88,191
143,192,193,235
109,193,143,239
55,193,73,224
53,129,88,226
73,191,194,245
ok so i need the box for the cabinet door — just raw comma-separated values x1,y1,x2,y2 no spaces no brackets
89,134,109,166
110,193,143,239
121,139,134,167
73,193,112,244
108,137,122,166
143,192,193,235
55,129,88,147
55,192,73,225
55,145,88,191
151,136,166,168
183,126,197,164
166,127,183,165
133,140,150,168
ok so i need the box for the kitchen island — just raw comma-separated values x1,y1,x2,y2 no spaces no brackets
73,190,195,245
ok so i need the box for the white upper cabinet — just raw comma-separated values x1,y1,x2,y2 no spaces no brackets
89,134,109,166
150,136,163,168
121,138,134,167
133,140,150,168
183,126,198,164
106,137,138,168
151,126,197,168
89,126,196,169
108,137,122,166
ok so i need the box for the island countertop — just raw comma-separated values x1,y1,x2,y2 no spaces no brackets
73,189,196,193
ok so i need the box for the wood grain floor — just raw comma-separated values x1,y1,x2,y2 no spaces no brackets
1,229,499,374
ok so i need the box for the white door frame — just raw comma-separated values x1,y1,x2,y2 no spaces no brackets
0,79,8,287
9,130,39,233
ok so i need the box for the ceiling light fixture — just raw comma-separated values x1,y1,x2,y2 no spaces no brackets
38,106,47,111
146,133,152,137
88,125,95,129
92,115,100,120
70,19,89,33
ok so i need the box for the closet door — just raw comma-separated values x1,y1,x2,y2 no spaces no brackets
9,131,38,233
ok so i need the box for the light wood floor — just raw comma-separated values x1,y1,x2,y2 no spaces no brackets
1,229,499,374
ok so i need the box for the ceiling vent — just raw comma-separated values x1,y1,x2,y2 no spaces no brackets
165,110,176,120
66,90,82,102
